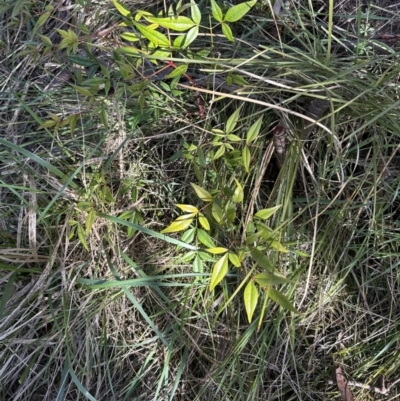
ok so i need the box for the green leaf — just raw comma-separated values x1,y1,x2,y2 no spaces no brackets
198,215,210,230
99,212,197,250
254,272,292,287
221,22,234,42
166,64,188,79
268,239,289,253
254,205,282,220
120,32,140,42
196,147,206,167
191,183,213,202
206,247,228,254
250,248,274,272
227,134,241,142
161,215,194,233
246,116,263,143
198,251,216,262
179,251,196,262
33,11,51,35
267,287,300,313
176,213,197,221
231,73,248,86
118,46,140,55
242,145,251,173
176,204,199,213
244,280,258,323
210,0,223,22
223,0,256,22
225,107,241,134
133,21,170,47
232,178,243,203
228,251,241,267
197,228,216,248
210,253,229,291
226,203,236,223
180,227,196,244
38,34,52,47
191,1,201,25
85,209,96,235
212,144,225,160
71,85,93,97
193,254,203,273
146,16,196,31
212,202,224,223
112,0,132,17
77,223,89,251
173,26,199,48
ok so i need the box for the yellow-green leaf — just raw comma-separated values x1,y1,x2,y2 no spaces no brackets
244,280,258,323
198,215,210,230
146,16,196,31
179,227,196,244
133,21,170,47
176,213,196,221
245,231,262,245
77,223,89,251
120,32,139,42
221,22,234,42
206,247,228,254
212,144,225,160
212,202,224,223
71,85,93,97
197,228,216,248
135,10,153,21
267,287,299,313
85,209,96,235
176,204,199,213
246,115,263,143
112,0,132,17
227,134,241,142
161,216,194,233
231,73,248,86
226,204,236,223
166,64,188,78
210,0,223,22
268,239,289,253
226,107,241,134
191,183,213,202
69,114,77,133
173,25,199,48
223,0,256,23
33,11,51,35
254,272,291,287
254,205,282,220
250,248,274,272
232,178,243,203
242,145,251,173
193,254,203,273
179,251,196,262
210,253,229,291
118,46,139,55
191,1,201,25
228,251,241,267
38,34,52,47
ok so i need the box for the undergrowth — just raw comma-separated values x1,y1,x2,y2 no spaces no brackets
1,0,400,400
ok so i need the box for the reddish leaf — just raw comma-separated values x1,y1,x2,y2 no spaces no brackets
335,367,354,401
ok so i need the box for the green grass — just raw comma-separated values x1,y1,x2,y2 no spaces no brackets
1,0,400,400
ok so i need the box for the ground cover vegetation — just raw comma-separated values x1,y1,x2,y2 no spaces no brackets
1,0,400,399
